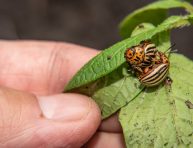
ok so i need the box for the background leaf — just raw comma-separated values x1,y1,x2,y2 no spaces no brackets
130,23,156,37
65,14,193,91
119,0,193,38
119,54,193,147
130,23,171,53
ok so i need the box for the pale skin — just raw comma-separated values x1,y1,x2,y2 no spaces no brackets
0,40,125,148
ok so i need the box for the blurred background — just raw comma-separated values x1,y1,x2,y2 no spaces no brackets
0,0,192,59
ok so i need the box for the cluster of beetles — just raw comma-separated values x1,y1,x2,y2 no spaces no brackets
124,40,172,87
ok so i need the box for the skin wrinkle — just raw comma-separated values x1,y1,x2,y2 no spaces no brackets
57,43,74,89
0,93,6,142
22,64,39,93
46,46,59,94
0,101,16,143
2,124,37,146
11,94,23,136
1,90,13,138
0,89,43,146
0,106,22,143
46,44,67,94
25,124,53,147
2,113,45,145
39,123,71,146
61,47,77,87
31,42,76,94
32,121,76,147
56,57,67,92
25,123,56,147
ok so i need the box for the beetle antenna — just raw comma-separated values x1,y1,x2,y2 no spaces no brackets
164,43,177,56
164,43,176,53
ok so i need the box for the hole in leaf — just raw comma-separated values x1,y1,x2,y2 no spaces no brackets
138,24,144,28
185,100,193,109
107,55,112,60
164,142,168,146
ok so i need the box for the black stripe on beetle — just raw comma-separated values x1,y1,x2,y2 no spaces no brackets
142,64,168,82
140,64,169,87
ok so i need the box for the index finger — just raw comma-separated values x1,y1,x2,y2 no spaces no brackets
0,40,99,95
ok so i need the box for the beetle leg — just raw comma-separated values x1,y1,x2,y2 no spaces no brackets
144,67,150,74
134,66,143,73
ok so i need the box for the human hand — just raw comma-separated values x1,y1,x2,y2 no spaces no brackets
0,40,125,148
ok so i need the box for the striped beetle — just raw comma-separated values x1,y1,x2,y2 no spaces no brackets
124,40,173,87
138,51,170,87
139,63,169,87
124,40,158,73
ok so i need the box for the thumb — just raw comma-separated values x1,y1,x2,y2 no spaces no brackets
0,87,101,148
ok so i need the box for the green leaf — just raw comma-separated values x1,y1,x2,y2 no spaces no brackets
92,64,144,119
74,23,155,119
154,30,171,53
65,14,193,91
130,23,171,52
119,0,193,38
130,23,156,37
73,63,144,119
73,23,172,119
119,54,193,147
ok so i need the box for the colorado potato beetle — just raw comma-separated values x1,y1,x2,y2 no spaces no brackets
138,51,170,87
125,40,173,87
138,63,169,87
124,40,158,73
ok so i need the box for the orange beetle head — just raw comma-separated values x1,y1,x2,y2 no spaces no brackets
125,47,135,60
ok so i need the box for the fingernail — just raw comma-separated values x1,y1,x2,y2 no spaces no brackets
38,94,91,122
